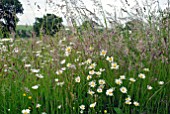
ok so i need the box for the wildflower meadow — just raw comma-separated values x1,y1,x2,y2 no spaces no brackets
0,0,170,114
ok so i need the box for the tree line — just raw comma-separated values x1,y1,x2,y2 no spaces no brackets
0,0,64,38
0,0,169,38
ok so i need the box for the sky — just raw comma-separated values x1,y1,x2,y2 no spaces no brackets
17,0,168,25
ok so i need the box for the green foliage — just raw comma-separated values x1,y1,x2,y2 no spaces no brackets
114,107,123,114
0,0,24,38
16,25,33,31
33,14,63,37
15,25,33,38
16,30,32,38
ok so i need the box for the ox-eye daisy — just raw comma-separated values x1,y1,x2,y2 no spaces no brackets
120,75,126,80
143,68,149,72
36,104,41,108
31,69,40,73
60,59,66,64
129,78,136,82
133,101,140,106
32,85,39,89
88,63,96,69
22,109,30,114
106,88,115,96
75,76,80,83
80,105,85,110
88,89,95,96
89,70,95,75
98,79,105,85
86,58,92,64
106,56,113,62
56,70,63,75
147,85,153,90
100,50,107,57
125,100,132,105
97,88,103,93
90,102,96,108
138,73,146,79
111,62,119,70
120,87,127,93
89,81,96,88
65,46,72,53
87,75,92,80
115,79,122,85
125,95,131,101
158,81,164,85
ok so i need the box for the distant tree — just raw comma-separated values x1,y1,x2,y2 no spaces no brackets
0,0,24,38
16,29,32,38
33,14,63,36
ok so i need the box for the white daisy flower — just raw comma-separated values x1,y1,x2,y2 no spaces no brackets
56,70,63,75
125,95,131,101
36,104,41,108
120,75,126,80
21,109,30,114
98,79,106,85
55,78,59,82
100,49,107,57
115,79,122,85
60,59,66,64
158,81,164,85
138,73,146,79
111,62,119,70
89,70,95,75
106,88,115,96
24,64,31,68
88,89,95,96
88,63,96,69
106,56,113,62
31,69,40,73
58,105,61,109
79,105,85,110
125,100,132,105
86,58,92,64
147,85,153,90
90,102,96,108
129,78,136,82
99,68,105,72
120,87,127,93
95,71,101,76
65,46,72,53
32,85,39,89
35,74,44,78
89,81,96,88
143,68,149,72
97,88,103,93
87,75,92,80
75,76,81,83
66,63,72,68
133,101,140,106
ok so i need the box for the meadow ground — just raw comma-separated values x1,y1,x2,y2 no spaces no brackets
16,25,33,31
0,28,169,114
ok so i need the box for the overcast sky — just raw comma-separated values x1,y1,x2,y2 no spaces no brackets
17,0,168,25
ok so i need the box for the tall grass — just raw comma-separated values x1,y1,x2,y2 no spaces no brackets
0,0,170,114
